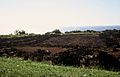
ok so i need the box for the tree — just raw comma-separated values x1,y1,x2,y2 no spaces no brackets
52,29,61,34
45,32,51,35
14,29,27,35
45,29,62,35
14,30,19,35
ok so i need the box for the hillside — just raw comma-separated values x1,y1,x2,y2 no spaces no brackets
0,30,120,71
0,34,104,47
0,57,119,77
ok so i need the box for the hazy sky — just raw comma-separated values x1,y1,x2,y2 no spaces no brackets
0,0,120,34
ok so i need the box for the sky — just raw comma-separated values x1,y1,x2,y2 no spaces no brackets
0,0,120,34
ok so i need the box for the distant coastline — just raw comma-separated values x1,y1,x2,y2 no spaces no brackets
60,25,120,32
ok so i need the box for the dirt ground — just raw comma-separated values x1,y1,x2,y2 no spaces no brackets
16,46,67,54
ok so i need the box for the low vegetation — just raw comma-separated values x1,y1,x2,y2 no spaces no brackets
0,57,120,77
0,29,120,76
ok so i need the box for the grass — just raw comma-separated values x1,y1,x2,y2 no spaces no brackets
0,34,35,39
0,57,120,77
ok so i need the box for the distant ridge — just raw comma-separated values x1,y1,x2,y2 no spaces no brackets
60,25,120,32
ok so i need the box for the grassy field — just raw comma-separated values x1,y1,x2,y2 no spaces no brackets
0,57,119,77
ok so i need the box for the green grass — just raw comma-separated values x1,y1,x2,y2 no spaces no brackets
0,34,38,39
0,57,119,77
